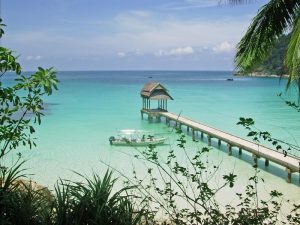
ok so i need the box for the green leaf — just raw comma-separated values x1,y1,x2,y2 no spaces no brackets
29,126,35,134
247,131,257,137
285,16,300,89
235,0,300,74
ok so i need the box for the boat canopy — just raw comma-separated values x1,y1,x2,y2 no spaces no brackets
118,129,151,135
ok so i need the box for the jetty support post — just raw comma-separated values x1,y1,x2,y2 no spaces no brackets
228,144,232,156
252,154,258,167
265,159,269,167
141,111,144,120
201,132,204,140
187,126,190,133
192,128,195,141
158,115,161,122
218,139,221,147
208,135,211,146
286,168,292,183
238,147,242,155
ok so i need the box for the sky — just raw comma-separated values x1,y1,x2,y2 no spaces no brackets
1,0,268,71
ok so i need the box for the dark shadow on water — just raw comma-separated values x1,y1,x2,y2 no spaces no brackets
12,102,59,119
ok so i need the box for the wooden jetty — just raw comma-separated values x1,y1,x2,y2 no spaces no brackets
140,82,300,183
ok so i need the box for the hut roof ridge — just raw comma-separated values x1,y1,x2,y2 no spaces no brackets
140,82,173,100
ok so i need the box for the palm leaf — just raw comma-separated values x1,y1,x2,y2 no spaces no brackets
285,16,300,89
235,0,300,73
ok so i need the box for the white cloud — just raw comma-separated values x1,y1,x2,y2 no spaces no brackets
134,49,143,56
117,52,126,57
155,46,195,56
161,0,219,10
115,11,153,33
129,10,151,17
26,55,42,61
7,14,247,58
117,49,144,58
109,13,248,52
4,9,251,70
213,41,235,53
26,56,33,61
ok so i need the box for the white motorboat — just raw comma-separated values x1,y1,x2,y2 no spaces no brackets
109,129,166,146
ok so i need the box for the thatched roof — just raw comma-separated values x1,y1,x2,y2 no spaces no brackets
140,82,173,100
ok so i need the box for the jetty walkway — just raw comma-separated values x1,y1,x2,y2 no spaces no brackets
141,109,300,183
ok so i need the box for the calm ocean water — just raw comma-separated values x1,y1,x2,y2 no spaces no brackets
3,71,300,202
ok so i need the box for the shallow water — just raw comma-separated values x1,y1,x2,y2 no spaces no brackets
2,71,300,203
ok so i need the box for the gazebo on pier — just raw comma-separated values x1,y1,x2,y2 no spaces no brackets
140,82,173,121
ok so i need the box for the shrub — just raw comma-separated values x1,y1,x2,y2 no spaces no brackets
53,170,148,225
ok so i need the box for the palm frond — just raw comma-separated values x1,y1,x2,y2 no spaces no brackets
285,16,300,89
235,0,300,73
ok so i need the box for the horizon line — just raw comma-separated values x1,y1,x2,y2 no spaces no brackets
20,69,235,73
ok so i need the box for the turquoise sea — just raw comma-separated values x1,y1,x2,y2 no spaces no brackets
3,71,300,203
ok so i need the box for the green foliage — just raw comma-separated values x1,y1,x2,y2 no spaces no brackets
0,20,58,159
53,170,147,225
245,35,289,76
237,116,300,157
0,18,6,38
1,16,299,225
1,163,146,225
0,47,21,76
234,0,300,89
0,160,53,225
119,128,300,224
2,182,53,225
223,173,237,188
0,18,146,225
32,67,58,95
0,19,58,225
285,101,300,110
286,16,300,88
0,160,27,192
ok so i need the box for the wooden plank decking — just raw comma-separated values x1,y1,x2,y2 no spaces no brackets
141,109,300,182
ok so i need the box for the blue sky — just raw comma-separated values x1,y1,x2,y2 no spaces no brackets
1,0,268,71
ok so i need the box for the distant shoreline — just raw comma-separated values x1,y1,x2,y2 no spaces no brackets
234,72,288,78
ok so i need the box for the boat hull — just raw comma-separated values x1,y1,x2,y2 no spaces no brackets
111,138,166,146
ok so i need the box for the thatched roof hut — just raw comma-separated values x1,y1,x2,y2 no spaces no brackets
140,82,173,111
140,82,173,100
